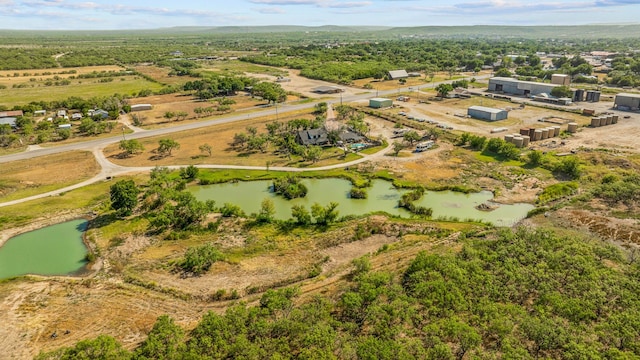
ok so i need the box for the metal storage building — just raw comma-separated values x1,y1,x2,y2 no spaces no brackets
369,98,393,108
488,77,560,97
551,74,570,86
468,106,508,121
388,70,408,79
131,104,153,112
614,93,640,111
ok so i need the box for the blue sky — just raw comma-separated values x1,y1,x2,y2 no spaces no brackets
0,0,639,30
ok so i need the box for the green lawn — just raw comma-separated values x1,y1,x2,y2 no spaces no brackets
0,77,164,106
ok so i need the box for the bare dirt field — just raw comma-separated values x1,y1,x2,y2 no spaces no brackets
364,93,640,153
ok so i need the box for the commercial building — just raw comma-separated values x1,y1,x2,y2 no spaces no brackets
488,77,560,97
614,93,640,111
468,106,508,121
369,98,393,109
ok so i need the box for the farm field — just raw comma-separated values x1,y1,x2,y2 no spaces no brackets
0,77,163,106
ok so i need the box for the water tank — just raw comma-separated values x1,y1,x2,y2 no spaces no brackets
586,90,595,102
591,117,600,127
593,91,601,102
533,129,542,141
520,128,530,136
504,134,514,143
513,137,524,148
574,89,585,102
528,128,536,138
612,115,619,124
605,115,613,125
541,128,549,139
552,126,561,137
567,123,578,133
521,135,530,147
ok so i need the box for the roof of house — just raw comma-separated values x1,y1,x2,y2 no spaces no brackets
339,130,363,143
388,70,409,79
297,128,329,146
0,110,23,118
468,105,506,114
0,117,17,126
370,97,392,102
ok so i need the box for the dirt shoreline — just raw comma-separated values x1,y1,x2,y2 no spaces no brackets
0,210,89,248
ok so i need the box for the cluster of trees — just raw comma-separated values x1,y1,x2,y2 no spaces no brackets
272,176,308,199
40,227,640,359
606,54,640,87
594,172,640,206
458,133,521,161
233,116,329,163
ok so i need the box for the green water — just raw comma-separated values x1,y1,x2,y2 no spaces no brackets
191,178,533,226
0,219,88,280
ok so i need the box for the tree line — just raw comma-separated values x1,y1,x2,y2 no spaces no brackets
38,227,640,359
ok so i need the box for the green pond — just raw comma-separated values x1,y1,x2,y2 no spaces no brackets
191,178,533,227
0,219,88,280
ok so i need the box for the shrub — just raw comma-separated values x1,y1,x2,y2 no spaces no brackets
220,203,245,217
176,244,224,275
349,188,368,199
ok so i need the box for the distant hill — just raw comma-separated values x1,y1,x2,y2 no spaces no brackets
1,24,639,39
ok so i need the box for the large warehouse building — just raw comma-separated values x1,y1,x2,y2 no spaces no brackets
614,93,640,111
488,77,560,97
468,106,508,121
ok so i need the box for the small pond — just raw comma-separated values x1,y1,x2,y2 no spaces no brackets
0,219,89,280
191,178,533,227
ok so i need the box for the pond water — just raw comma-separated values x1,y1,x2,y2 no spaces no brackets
191,178,533,227
0,219,88,280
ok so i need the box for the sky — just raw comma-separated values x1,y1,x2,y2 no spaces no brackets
0,0,639,30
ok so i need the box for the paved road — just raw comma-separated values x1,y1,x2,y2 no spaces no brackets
0,75,486,164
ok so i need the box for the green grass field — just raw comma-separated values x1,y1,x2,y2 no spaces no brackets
0,77,164,106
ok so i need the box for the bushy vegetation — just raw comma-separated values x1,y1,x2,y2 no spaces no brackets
458,133,520,160
40,227,640,359
272,176,308,199
594,172,640,206
537,182,579,204
349,187,368,199
398,187,433,217
175,244,224,276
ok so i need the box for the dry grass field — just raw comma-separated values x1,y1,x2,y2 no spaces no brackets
104,110,361,168
0,151,100,202
128,93,269,127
